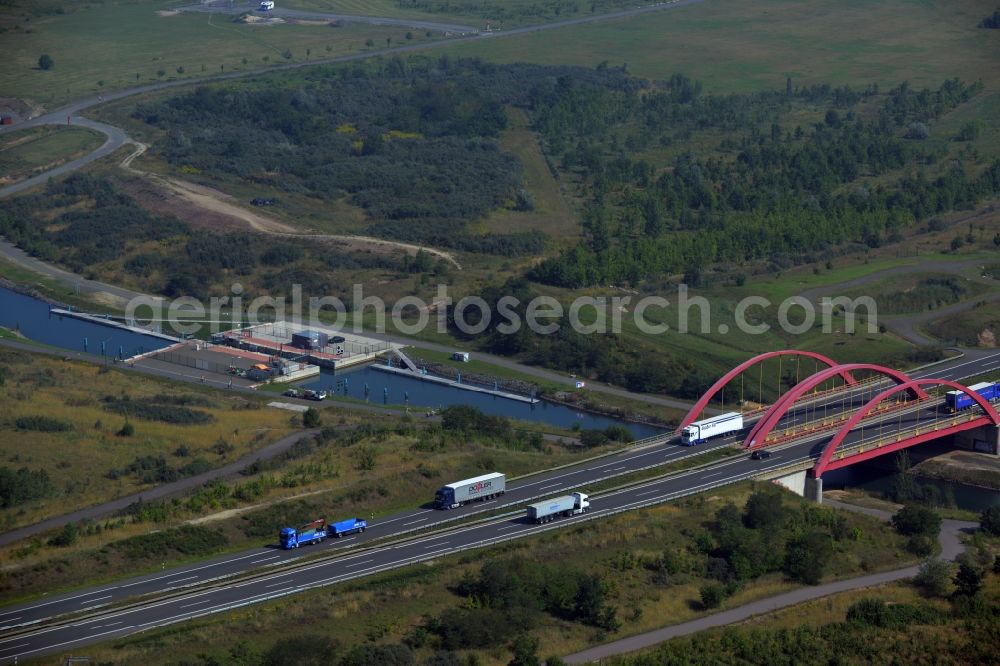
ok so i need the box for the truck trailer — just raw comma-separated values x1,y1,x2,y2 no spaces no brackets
945,381,999,412
329,517,367,537
526,492,589,523
681,412,743,446
279,518,327,549
435,472,505,509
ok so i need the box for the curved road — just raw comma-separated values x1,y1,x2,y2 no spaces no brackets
564,501,978,664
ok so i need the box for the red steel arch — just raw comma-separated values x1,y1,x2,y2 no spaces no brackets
743,363,928,449
679,350,856,430
812,378,1000,477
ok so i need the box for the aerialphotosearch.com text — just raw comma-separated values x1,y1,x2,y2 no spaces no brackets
125,283,879,338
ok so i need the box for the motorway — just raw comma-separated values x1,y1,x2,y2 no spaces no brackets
1,349,998,661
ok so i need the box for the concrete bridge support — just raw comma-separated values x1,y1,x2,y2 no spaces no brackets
952,423,1000,456
805,475,823,504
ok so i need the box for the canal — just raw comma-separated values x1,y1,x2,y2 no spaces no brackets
0,286,665,437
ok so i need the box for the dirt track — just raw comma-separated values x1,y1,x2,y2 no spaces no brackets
120,143,463,267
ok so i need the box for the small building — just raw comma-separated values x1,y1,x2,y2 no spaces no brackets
451,351,470,362
291,329,328,350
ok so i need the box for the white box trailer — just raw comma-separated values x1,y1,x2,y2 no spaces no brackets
435,472,505,509
526,492,589,523
681,412,743,446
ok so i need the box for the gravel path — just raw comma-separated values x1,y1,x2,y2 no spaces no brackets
564,500,978,664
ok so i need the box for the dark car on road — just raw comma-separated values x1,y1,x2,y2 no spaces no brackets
750,449,772,460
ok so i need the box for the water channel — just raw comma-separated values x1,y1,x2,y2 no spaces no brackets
0,286,665,437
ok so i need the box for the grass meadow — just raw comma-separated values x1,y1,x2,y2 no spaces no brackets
0,126,104,184
0,348,297,531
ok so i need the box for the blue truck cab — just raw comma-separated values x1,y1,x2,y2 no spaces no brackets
279,519,327,549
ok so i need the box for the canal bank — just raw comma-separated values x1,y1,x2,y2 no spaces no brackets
0,285,665,437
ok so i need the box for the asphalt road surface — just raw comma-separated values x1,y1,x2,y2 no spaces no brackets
1,348,997,661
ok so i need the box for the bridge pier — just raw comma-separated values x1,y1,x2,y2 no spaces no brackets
953,424,1000,456
805,475,823,504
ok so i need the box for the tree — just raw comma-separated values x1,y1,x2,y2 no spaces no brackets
38,54,54,70
892,504,941,538
508,634,540,666
953,558,983,597
743,487,786,529
699,582,725,609
48,522,78,547
784,531,832,584
979,505,1000,536
302,407,322,428
914,558,951,597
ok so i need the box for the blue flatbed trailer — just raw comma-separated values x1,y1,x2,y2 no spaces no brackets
330,518,367,537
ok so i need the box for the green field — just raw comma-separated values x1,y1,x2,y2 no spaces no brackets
447,0,1000,91
0,125,104,183
0,1,442,108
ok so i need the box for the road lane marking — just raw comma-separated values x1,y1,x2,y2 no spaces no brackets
119,551,266,587
496,524,519,531
0,642,29,655
179,599,215,609
538,483,561,490
250,555,280,564
401,518,427,526
343,560,373,569
80,595,112,604
636,489,659,497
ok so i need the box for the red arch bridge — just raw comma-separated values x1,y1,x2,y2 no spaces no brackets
678,351,1000,496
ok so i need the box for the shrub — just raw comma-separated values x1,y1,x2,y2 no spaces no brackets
38,54,54,70
784,531,833,584
113,525,227,560
0,466,57,507
979,505,1000,536
303,407,322,428
914,558,951,597
699,582,726,609
47,522,78,547
906,534,936,556
14,415,72,432
892,505,941,538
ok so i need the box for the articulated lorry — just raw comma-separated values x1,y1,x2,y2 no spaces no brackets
945,381,999,412
279,517,368,548
526,492,589,524
435,472,505,509
279,519,328,549
680,412,743,445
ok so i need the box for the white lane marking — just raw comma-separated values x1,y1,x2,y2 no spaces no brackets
376,509,434,526
250,555,281,564
162,575,197,586
0,642,30,655
80,595,112,604
343,560,373,569
538,483,561,490
613,466,627,471
401,518,427,526
119,550,267,588
13,624,133,656
179,599,215,609
265,581,286,588
0,615,21,622
9,588,111,611
636,489,659,497
496,524,519,531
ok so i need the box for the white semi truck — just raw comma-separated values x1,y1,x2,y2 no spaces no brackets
434,472,505,509
526,492,590,523
681,412,743,445
259,1,275,11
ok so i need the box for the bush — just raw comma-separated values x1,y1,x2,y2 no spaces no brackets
47,522,78,547
892,505,942,538
117,421,135,437
0,466,57,507
38,54,54,70
846,598,936,628
14,415,72,432
979,506,1000,536
699,582,726,609
264,635,340,666
914,558,951,597
784,531,833,584
303,407,322,428
113,525,228,561
906,534,936,556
